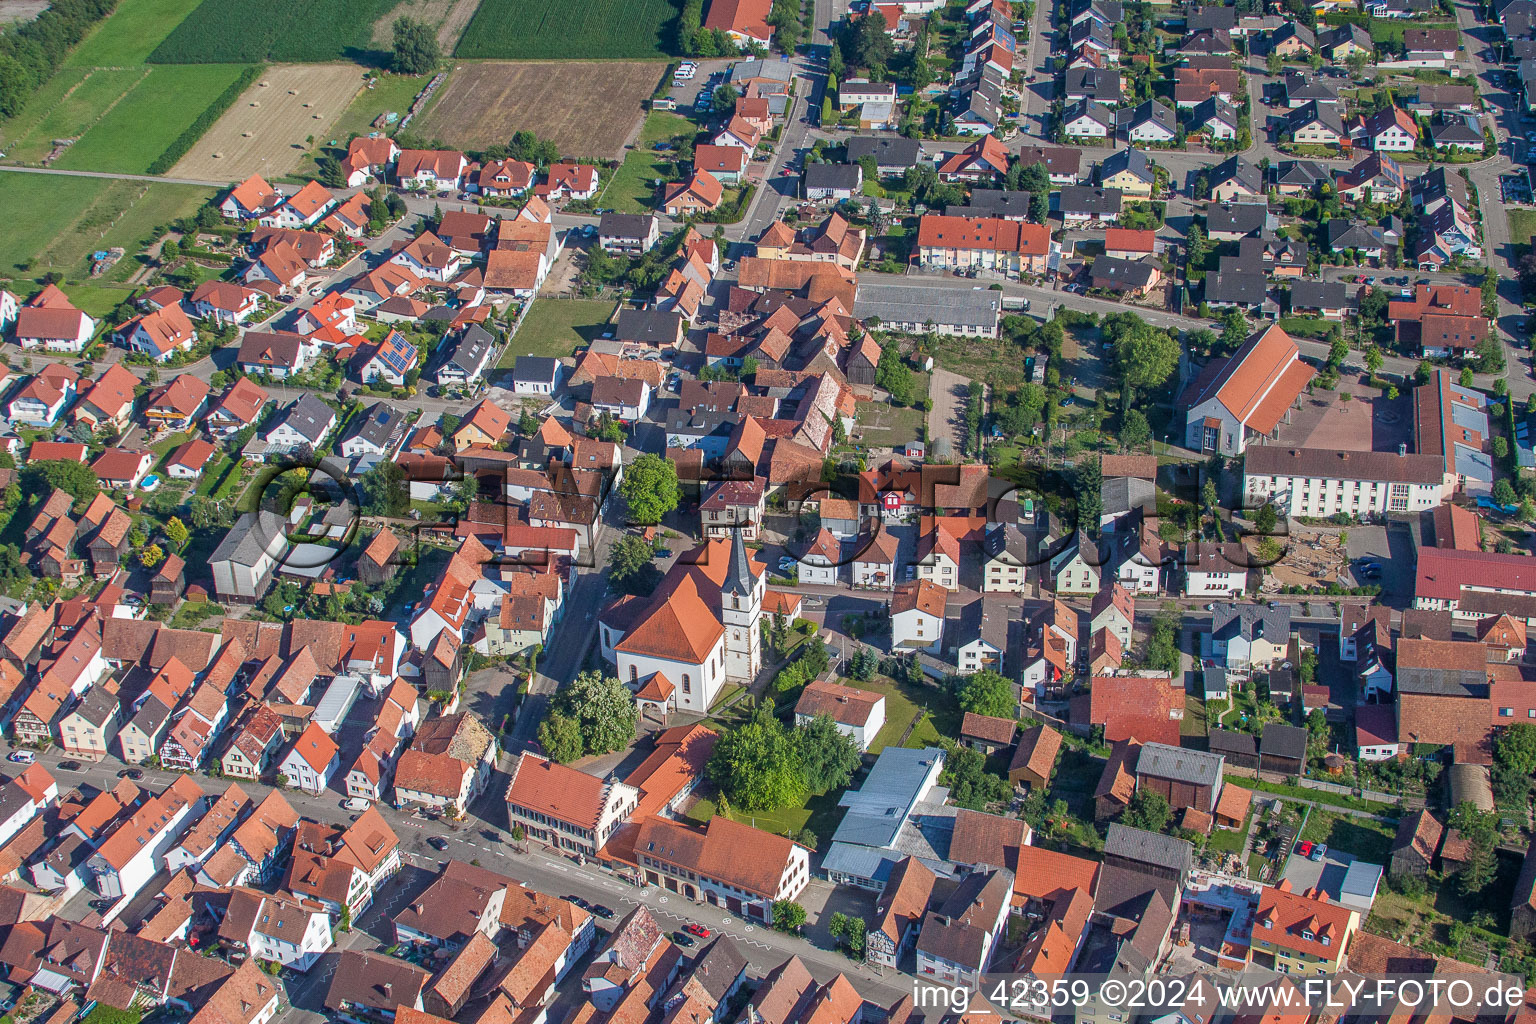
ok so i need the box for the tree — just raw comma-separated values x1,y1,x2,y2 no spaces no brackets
1220,308,1249,352
1364,346,1384,377
1459,366,1475,388
1146,613,1180,675
162,517,190,551
1494,436,1510,459
940,742,1010,810
537,711,584,763
23,460,100,510
957,669,1015,718
1076,456,1103,532
1306,707,1329,763
1254,503,1278,536
712,83,739,112
707,706,807,811
1495,479,1518,507
773,900,807,932
391,17,441,74
1267,50,1283,73
876,345,918,406
828,912,867,957
619,453,679,525
552,671,637,757
607,535,663,596
139,544,164,569
1448,801,1500,895
1120,789,1171,832
796,714,861,794
1120,408,1151,449
359,459,410,518
1107,316,1178,411
1347,50,1369,76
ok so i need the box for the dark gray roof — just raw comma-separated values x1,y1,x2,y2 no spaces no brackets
805,163,863,191
1070,0,1123,20
447,324,495,375
1205,201,1270,236
1210,154,1262,195
615,308,683,346
347,403,407,451
211,510,289,568
1285,99,1345,137
1060,185,1123,215
852,283,1001,331
1192,96,1240,130
1207,728,1258,758
1064,98,1116,130
1396,664,1488,698
1327,219,1392,251
1204,270,1268,306
914,868,1014,969
1211,602,1291,643
598,212,657,240
1282,75,1340,104
512,355,560,384
1260,723,1308,759
1090,255,1158,292
846,135,922,169
278,394,335,444
1100,146,1156,185
1187,6,1236,30
1115,101,1175,136
1290,278,1348,311
1431,119,1484,144
1104,823,1194,877
1136,742,1223,788
1066,66,1122,100
1273,159,1331,188
958,189,1034,219
685,936,748,1001
69,685,120,728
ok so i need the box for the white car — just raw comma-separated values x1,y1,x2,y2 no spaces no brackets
343,797,371,811
7,751,34,765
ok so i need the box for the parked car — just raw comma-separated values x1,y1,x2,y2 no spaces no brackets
57,760,82,772
427,836,449,851
592,904,616,919
566,894,593,910
1310,843,1328,861
6,751,34,765
1296,839,1314,858
684,923,711,938
118,767,142,779
673,931,697,948
344,797,371,811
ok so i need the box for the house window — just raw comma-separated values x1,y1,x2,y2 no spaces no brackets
629,665,638,683
1501,707,1514,717
682,674,691,693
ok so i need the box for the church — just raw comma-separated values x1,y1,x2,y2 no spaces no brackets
598,530,765,714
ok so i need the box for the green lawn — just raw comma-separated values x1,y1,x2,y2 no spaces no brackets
1299,809,1397,863
854,400,925,448
0,175,215,312
1510,208,1536,251
839,673,962,754
498,298,618,365
1,68,150,164
1209,802,1252,855
54,64,252,174
65,0,207,66
325,73,429,144
596,111,699,214
687,788,846,849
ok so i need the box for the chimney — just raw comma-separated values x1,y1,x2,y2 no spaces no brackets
383,983,393,998
1398,443,1407,456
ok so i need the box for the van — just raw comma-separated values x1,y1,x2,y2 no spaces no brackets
343,797,370,811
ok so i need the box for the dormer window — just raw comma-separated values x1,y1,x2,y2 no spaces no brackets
1321,935,1330,946
1302,930,1313,941
1261,917,1272,929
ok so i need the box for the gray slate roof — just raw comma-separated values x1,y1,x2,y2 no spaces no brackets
277,394,335,444
1136,741,1223,788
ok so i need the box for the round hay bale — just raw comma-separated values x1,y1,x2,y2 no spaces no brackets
212,152,223,158
250,101,260,107
258,81,269,87
288,89,298,95
303,102,312,108
241,132,252,138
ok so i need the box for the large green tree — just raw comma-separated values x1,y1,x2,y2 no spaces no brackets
796,714,861,794
552,671,637,757
606,535,663,596
391,17,441,74
1109,316,1179,411
619,453,679,525
24,459,100,510
359,459,410,518
537,710,584,763
956,670,1015,719
707,706,808,812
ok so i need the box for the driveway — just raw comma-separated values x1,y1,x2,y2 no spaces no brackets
927,367,973,459
1343,523,1412,608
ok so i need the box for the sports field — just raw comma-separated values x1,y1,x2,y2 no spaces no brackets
148,0,400,63
0,174,215,311
172,64,367,181
415,61,661,159
454,0,683,59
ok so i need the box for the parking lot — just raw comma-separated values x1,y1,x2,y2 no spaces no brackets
1502,172,1532,205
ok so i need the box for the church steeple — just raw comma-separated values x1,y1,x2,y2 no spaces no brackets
723,528,754,598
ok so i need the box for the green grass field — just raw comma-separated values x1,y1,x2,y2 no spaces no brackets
0,68,149,164
597,111,697,213
498,298,618,365
52,64,250,174
148,0,399,63
1510,208,1536,252
0,175,215,313
455,0,684,59
65,0,208,66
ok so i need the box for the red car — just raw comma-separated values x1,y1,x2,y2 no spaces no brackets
1296,840,1314,857
684,923,711,938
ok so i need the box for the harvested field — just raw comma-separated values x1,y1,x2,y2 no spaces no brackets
171,64,366,181
370,0,483,52
0,0,48,24
415,60,660,160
